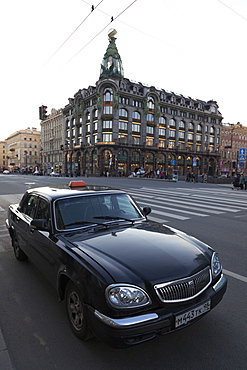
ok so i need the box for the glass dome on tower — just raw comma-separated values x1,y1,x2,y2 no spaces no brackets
100,29,124,79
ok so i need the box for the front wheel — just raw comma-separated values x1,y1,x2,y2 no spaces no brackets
12,236,28,261
65,281,92,341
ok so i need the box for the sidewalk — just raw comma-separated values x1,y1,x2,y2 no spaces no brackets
0,329,14,370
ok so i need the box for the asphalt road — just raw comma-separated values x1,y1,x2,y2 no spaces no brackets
0,174,246,370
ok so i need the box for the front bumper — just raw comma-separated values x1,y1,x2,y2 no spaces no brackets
86,274,227,348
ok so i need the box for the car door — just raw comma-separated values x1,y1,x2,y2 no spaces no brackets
14,193,39,256
28,197,52,280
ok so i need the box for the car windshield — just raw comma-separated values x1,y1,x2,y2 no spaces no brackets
54,193,143,230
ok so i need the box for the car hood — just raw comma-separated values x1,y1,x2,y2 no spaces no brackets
63,221,212,284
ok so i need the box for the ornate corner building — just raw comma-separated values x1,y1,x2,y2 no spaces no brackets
62,30,222,177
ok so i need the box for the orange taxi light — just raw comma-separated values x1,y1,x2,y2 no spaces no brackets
69,181,86,188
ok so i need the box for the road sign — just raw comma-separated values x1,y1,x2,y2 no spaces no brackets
239,148,246,155
238,155,246,162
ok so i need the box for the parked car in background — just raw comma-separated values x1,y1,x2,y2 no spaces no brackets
6,181,227,348
49,171,60,177
3,170,10,174
33,170,42,176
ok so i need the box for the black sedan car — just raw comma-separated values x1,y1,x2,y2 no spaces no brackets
6,181,227,348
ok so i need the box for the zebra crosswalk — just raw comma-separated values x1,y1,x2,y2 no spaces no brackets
123,187,247,223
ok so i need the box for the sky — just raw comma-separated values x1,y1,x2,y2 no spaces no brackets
1,0,247,141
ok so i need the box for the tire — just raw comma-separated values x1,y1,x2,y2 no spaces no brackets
12,236,28,261
65,281,92,341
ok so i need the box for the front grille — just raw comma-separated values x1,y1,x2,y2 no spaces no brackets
154,266,211,303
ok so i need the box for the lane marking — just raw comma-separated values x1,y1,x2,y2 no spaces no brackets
137,199,208,217
223,269,247,283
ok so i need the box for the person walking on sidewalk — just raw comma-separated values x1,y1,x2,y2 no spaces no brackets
232,174,240,190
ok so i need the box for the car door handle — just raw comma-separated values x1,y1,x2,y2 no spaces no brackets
29,226,35,233
16,217,20,222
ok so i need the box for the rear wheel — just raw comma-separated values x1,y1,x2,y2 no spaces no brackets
12,236,28,261
65,281,92,341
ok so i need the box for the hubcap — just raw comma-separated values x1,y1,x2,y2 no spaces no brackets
68,291,83,331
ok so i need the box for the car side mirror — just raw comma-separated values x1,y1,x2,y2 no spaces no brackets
30,219,50,232
142,206,151,216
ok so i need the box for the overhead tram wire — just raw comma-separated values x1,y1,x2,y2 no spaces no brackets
218,0,247,22
64,0,137,66
81,0,186,54
41,0,104,68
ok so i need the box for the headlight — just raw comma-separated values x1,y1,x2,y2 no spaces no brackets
106,284,151,309
211,252,222,278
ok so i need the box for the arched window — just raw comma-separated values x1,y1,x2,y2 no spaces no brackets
119,108,128,118
179,120,185,129
197,124,202,132
148,98,155,109
159,116,166,125
132,111,141,120
188,122,194,131
103,88,113,102
146,113,154,122
169,118,176,128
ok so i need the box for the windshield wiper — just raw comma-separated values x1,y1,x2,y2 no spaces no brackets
64,221,108,228
93,215,135,225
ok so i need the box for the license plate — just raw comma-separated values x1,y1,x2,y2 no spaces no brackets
175,300,211,328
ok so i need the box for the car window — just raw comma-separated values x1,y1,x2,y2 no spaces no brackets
21,195,39,219
54,194,143,230
36,198,50,225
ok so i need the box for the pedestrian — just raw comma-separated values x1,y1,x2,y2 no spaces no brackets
244,175,247,190
239,173,245,190
232,174,240,190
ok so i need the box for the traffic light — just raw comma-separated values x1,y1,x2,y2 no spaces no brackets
60,145,64,150
39,105,48,120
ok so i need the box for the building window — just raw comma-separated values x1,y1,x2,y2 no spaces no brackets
146,126,154,134
132,111,141,120
179,120,185,129
132,100,142,107
104,88,113,102
146,138,154,146
159,116,166,125
103,106,113,115
169,130,175,138
159,128,166,136
187,133,194,141
119,97,129,104
169,118,176,128
103,120,112,129
102,133,112,142
161,106,167,113
197,124,202,132
132,123,140,132
158,140,165,148
133,136,140,145
196,134,202,142
119,121,128,130
146,113,154,122
148,98,155,109
188,122,194,131
119,108,128,118
178,131,185,139
118,134,127,144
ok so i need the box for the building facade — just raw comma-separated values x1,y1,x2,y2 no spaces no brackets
40,108,64,175
220,123,247,175
5,127,41,173
0,140,7,171
62,30,223,178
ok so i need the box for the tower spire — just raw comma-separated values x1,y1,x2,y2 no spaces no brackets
99,29,124,79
